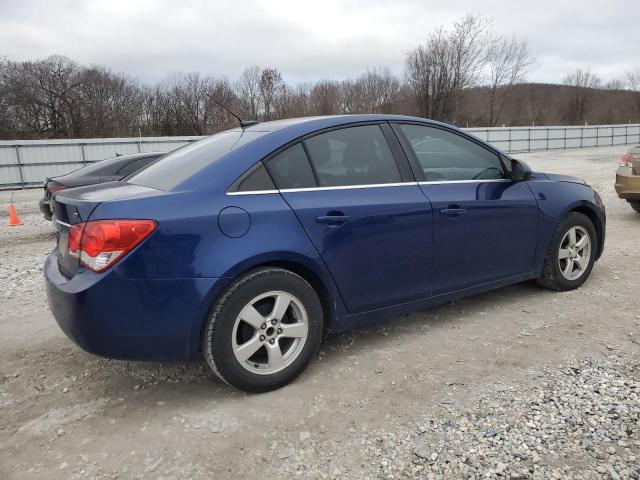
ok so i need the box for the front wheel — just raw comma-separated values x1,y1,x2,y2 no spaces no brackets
629,201,640,213
202,267,323,393
536,212,597,291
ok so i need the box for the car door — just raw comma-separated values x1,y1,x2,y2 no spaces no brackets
392,123,538,296
265,123,434,314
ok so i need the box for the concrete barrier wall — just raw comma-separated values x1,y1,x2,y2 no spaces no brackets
1,124,639,189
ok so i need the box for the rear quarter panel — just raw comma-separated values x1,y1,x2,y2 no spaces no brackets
88,189,347,332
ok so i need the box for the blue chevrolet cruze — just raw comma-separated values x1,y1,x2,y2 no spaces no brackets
45,115,606,392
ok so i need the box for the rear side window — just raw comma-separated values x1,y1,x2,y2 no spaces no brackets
267,143,317,189
304,125,401,187
236,164,276,192
398,124,506,181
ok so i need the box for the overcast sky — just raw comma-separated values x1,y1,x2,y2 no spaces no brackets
1,0,639,86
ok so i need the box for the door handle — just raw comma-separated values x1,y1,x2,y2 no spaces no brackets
316,214,351,225
439,206,466,217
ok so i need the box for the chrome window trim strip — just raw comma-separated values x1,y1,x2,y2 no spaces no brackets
226,189,280,196
225,178,513,195
419,179,512,185
279,182,416,193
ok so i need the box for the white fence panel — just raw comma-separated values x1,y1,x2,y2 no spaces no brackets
1,125,639,189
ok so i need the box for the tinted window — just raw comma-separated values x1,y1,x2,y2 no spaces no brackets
236,164,276,192
117,156,156,176
304,125,401,187
61,156,130,179
129,130,267,190
267,143,316,189
398,124,506,181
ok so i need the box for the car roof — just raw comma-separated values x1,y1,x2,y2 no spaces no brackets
131,115,508,192
237,114,454,133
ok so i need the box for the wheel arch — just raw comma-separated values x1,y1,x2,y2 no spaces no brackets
567,203,604,260
194,252,343,356
256,259,336,335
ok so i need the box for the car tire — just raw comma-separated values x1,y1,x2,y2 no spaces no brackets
536,212,597,291
629,201,640,213
202,267,324,393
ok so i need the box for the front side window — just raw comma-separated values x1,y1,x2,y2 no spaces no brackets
304,125,401,187
398,124,506,181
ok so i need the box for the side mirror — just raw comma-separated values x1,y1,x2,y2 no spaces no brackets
511,159,532,182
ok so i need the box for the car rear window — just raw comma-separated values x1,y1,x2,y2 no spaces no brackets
129,130,267,190
62,156,130,178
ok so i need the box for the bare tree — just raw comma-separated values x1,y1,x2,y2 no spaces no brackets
626,67,640,117
628,68,640,89
79,67,144,137
342,68,400,113
563,69,601,124
4,49,640,139
207,77,239,130
274,83,310,119
604,78,625,90
0,56,85,138
485,36,532,126
259,68,285,120
236,65,261,119
309,80,342,115
404,13,489,122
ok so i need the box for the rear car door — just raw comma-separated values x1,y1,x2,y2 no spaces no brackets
393,123,538,295
266,123,434,314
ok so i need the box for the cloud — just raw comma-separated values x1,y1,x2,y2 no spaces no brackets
1,0,638,85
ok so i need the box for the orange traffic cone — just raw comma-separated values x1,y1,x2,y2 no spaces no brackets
8,202,23,226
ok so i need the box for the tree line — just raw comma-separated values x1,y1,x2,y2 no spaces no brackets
1,14,639,140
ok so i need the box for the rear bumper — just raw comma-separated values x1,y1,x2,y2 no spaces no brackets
39,198,53,220
615,168,640,200
44,251,225,361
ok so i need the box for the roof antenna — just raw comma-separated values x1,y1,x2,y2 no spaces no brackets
208,94,259,129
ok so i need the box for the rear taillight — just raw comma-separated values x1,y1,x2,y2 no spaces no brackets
48,182,65,194
68,219,157,272
619,153,634,168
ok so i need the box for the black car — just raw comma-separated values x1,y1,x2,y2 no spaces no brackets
39,152,164,220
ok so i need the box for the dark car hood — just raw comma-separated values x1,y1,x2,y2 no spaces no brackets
542,173,587,185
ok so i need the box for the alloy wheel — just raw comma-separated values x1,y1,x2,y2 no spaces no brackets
557,226,591,281
231,291,308,375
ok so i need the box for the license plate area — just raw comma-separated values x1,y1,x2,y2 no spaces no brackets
57,228,69,256
55,220,78,277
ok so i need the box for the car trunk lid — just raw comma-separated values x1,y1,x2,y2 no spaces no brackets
53,182,162,277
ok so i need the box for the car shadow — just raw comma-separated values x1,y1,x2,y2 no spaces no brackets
67,280,552,407
319,280,549,360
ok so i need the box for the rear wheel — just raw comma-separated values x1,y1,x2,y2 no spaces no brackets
537,212,597,291
202,267,323,393
629,201,640,213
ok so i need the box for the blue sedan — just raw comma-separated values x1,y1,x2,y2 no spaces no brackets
45,115,606,392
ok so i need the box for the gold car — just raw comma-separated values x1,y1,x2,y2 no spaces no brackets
615,145,640,213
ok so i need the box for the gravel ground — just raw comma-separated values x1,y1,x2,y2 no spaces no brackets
0,145,639,479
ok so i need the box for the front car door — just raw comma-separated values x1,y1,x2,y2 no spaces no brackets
392,123,538,296
265,123,434,314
